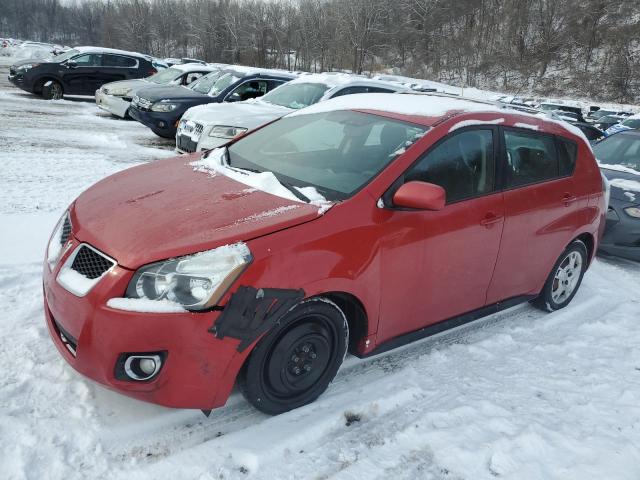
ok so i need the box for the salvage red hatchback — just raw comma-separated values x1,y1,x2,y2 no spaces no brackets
43,94,606,414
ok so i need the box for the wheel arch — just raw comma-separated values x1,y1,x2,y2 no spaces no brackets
570,231,595,266
34,75,63,94
315,291,369,355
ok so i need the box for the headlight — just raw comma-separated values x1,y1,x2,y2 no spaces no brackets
151,102,178,112
209,125,248,139
624,207,640,218
17,63,38,71
46,211,72,269
125,243,252,311
104,86,132,97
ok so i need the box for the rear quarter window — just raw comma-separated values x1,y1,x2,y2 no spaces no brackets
504,129,558,187
557,137,577,176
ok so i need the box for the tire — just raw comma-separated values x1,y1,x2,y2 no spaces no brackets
239,297,349,415
42,80,63,100
532,240,588,312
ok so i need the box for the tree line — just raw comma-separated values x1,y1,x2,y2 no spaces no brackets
1,0,639,103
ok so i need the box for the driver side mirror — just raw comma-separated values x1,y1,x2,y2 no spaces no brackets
392,181,445,210
226,92,241,103
66,60,77,68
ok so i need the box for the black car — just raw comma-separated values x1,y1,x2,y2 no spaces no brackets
570,121,605,144
8,46,158,100
593,130,640,261
129,67,297,138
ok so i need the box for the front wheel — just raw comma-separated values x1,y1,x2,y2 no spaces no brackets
239,298,349,415
42,80,63,100
532,240,588,312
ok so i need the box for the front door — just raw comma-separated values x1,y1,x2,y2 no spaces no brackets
378,127,505,342
62,53,102,95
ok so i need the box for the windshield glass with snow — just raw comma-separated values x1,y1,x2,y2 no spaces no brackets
227,110,426,199
261,83,329,109
53,49,79,63
148,67,183,84
594,131,640,172
188,71,223,94
621,119,640,129
206,73,241,97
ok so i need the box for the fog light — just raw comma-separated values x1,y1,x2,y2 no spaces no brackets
158,121,166,128
122,354,163,381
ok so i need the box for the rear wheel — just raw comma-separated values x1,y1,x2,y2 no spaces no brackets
239,298,348,415
532,240,588,312
42,80,63,100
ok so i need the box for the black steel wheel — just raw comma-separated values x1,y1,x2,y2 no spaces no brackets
239,298,348,415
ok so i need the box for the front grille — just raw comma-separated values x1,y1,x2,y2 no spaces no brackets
177,134,197,153
71,246,114,279
132,95,152,111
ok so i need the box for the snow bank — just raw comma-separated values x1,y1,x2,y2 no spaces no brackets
191,148,332,213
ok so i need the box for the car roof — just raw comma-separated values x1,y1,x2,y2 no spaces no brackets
218,65,298,79
74,46,151,60
286,72,405,91
171,63,223,73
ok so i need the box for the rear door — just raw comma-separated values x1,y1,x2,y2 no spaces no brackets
379,127,505,341
486,127,580,303
100,54,139,87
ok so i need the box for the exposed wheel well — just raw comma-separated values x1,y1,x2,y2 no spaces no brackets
321,292,368,354
573,233,594,265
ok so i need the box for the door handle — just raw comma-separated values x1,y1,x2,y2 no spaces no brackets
480,213,503,227
562,193,577,207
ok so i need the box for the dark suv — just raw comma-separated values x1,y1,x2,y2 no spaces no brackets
8,46,158,99
128,67,297,138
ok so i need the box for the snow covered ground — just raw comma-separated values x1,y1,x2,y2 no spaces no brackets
1,54,640,480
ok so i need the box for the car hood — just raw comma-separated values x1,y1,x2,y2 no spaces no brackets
600,166,640,203
102,78,148,92
11,58,55,68
135,84,209,103
184,101,291,129
72,155,321,269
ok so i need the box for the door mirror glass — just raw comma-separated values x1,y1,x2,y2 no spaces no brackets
392,181,445,210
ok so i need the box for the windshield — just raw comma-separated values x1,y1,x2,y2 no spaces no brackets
593,132,640,172
261,83,329,109
207,72,241,97
52,49,79,63
148,67,183,84
188,71,223,94
227,111,427,200
621,118,640,129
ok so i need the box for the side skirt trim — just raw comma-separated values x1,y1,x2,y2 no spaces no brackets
358,295,536,358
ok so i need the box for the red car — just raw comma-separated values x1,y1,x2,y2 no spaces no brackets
43,94,606,415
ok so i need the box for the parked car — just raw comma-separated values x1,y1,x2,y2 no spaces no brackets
539,102,586,122
43,93,605,415
129,66,297,138
594,114,626,132
176,73,407,153
164,57,207,66
96,63,223,119
570,122,605,144
593,131,640,261
8,46,159,99
604,114,640,137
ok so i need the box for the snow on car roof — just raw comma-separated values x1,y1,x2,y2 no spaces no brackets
75,46,152,59
171,63,223,73
219,65,298,79
288,92,503,123
287,72,405,90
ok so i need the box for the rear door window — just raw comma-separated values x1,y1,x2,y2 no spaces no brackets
504,129,558,188
102,55,137,68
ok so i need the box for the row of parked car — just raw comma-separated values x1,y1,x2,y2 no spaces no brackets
7,43,639,417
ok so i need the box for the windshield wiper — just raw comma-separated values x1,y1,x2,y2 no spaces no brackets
278,180,311,202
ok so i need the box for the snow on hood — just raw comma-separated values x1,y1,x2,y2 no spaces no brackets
182,100,290,130
191,148,333,214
